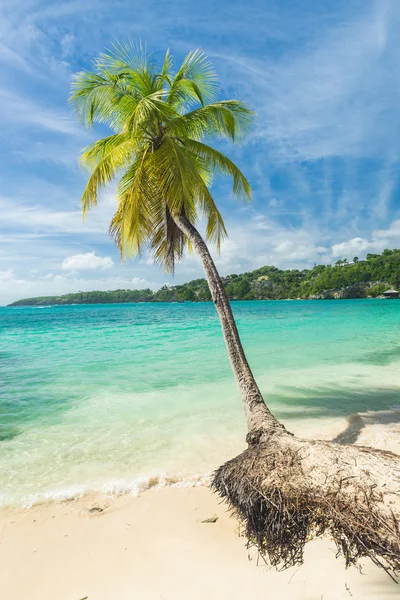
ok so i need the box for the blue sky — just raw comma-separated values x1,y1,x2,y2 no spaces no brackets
1,0,400,304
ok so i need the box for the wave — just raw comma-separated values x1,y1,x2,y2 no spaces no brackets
31,305,55,309
1,407,399,510
0,471,212,510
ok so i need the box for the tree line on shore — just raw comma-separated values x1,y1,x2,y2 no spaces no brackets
9,248,400,306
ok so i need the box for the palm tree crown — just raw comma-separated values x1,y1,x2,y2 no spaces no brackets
70,42,253,272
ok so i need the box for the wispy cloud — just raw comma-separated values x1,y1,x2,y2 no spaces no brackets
0,90,84,135
0,41,33,73
62,252,114,271
0,195,114,235
214,1,400,163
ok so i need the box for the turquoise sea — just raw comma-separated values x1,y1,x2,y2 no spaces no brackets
1,299,400,507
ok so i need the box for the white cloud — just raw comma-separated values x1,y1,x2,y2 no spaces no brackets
139,257,155,266
274,240,328,261
0,269,15,281
132,277,155,287
375,219,400,240
332,237,373,258
332,219,400,258
61,252,114,271
268,198,281,208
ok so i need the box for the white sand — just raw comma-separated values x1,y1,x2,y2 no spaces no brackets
0,487,399,600
0,414,399,599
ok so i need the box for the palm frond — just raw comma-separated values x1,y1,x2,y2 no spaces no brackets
155,49,173,90
149,205,187,273
109,148,153,256
72,43,252,269
168,101,253,141
124,91,177,135
183,139,252,200
69,71,140,130
79,134,137,216
149,138,227,248
96,39,149,73
167,49,218,110
96,41,160,99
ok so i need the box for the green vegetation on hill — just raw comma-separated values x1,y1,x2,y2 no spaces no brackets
8,249,400,306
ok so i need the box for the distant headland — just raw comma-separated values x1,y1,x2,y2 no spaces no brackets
8,249,400,306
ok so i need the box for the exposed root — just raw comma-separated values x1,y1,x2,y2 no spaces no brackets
212,432,400,579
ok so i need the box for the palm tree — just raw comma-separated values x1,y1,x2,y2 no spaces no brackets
71,43,400,576
70,42,279,437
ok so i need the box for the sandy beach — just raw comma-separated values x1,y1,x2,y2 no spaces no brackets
1,415,399,600
0,487,399,600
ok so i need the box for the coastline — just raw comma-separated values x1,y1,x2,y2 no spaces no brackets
6,296,393,307
1,415,399,599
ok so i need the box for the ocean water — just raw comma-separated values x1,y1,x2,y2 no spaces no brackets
1,299,400,507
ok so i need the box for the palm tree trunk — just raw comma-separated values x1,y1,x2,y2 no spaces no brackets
173,215,400,577
173,214,285,439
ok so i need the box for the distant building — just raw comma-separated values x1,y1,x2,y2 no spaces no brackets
383,289,399,299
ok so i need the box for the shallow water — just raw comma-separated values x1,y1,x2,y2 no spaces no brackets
1,299,400,506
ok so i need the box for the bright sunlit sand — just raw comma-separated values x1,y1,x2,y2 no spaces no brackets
1,484,399,600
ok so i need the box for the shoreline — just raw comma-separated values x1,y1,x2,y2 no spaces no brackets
1,415,399,599
6,296,392,307
2,407,399,511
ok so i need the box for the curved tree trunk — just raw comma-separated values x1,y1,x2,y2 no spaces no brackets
174,213,400,578
173,213,284,438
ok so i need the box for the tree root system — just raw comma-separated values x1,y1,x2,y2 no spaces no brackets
212,431,400,580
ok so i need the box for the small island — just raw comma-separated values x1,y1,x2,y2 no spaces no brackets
8,249,400,306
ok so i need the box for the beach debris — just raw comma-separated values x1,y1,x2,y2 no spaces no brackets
201,514,218,523
87,507,103,514
345,583,353,596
